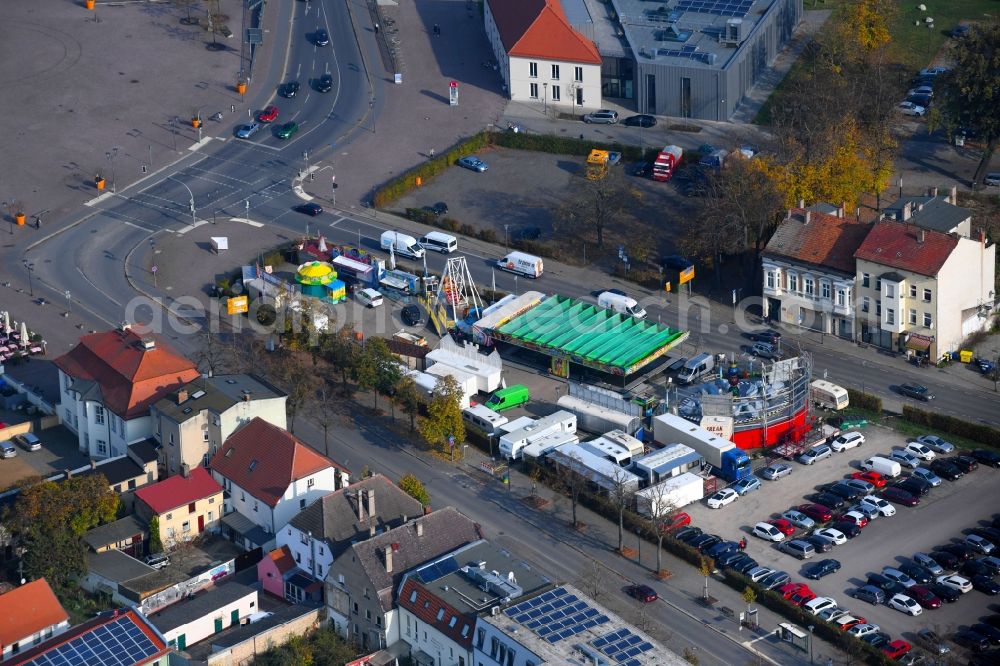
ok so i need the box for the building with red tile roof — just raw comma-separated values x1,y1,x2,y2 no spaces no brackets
0,579,70,660
210,418,350,552
484,0,603,112
853,220,994,360
55,325,199,460
134,467,223,548
762,207,874,341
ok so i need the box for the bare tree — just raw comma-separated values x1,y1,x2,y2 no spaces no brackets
554,168,642,249
552,452,588,529
699,557,715,602
576,559,605,601
192,328,231,377
268,350,318,434
641,481,676,577
608,466,636,554
310,381,339,456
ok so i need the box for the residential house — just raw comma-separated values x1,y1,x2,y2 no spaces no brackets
83,515,148,559
883,187,971,237
134,466,224,548
855,221,996,360
325,506,483,652
258,546,302,600
54,325,199,459
472,583,682,666
0,579,70,660
150,374,287,477
81,550,158,607
276,474,424,596
146,582,257,653
396,540,550,666
210,418,350,552
484,0,602,112
3,608,170,666
762,207,874,340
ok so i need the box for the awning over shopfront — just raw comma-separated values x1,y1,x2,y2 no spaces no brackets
905,335,932,351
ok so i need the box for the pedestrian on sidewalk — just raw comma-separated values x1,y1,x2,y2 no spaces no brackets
374,23,379,34
429,148,436,158
433,23,440,35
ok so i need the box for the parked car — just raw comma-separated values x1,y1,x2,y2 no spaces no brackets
825,482,864,501
767,518,796,537
929,458,963,480
833,614,868,631
888,593,923,616
752,522,785,542
917,628,951,654
761,463,792,480
851,585,886,605
815,527,846,545
582,110,619,124
896,477,931,497
935,574,972,593
898,562,934,585
882,639,912,660
916,435,955,453
625,584,658,603
911,467,942,486
804,559,842,580
904,441,936,461
457,156,489,172
798,444,833,465
971,624,1000,645
898,101,927,116
831,432,866,452
13,433,41,452
798,504,833,523
707,540,740,559
852,471,888,488
898,384,934,401
747,566,774,583
691,534,721,553
706,488,738,509
840,511,869,529
808,492,846,510
966,534,996,554
918,66,949,77
803,534,835,553
803,596,838,616
954,629,990,652
844,478,876,495
849,503,880,522
907,85,934,98
907,585,941,609
881,487,919,506
674,526,702,543
759,570,790,590
882,567,918,588
780,583,817,606
860,495,896,517
622,114,657,127
849,624,881,639
867,573,907,597
972,449,1000,468
780,539,816,560
732,475,762,495
747,329,782,344
830,521,862,539
937,543,975,561
972,575,1000,595
928,549,960,571
889,449,922,469
729,555,759,575
961,559,992,578
912,552,945,575
951,455,979,473
781,510,815,530
978,555,1000,575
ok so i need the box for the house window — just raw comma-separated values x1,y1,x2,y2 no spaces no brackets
296,552,302,564
909,284,917,298
241,491,246,502
253,500,259,512
365,609,371,620
886,283,895,298
409,590,418,603
551,64,560,79
821,282,831,299
110,416,117,434
166,513,173,520
202,427,209,442
208,511,214,522
169,433,174,446
528,62,537,78
862,273,870,288
574,66,583,82
551,85,561,101
167,527,175,537
307,478,315,488
837,290,846,307
909,309,917,325
529,83,538,99
375,615,381,627
876,300,882,316
97,441,107,455
766,272,775,289
182,521,191,533
876,278,882,292
788,274,798,292
886,308,895,325
127,479,136,490
862,296,870,313
94,405,105,425
436,608,445,621
188,503,196,514
924,312,932,327
300,499,306,510
923,288,932,302
804,278,814,296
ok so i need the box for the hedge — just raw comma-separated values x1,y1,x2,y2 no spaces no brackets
373,132,492,207
846,388,882,413
902,404,1000,450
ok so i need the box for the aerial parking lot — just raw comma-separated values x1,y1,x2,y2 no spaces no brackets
683,424,1000,657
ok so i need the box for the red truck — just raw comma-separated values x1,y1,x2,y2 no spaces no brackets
652,145,683,181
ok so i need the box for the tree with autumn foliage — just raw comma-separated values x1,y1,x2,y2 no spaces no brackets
7,475,119,589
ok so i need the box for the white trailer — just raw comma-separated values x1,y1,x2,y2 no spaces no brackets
406,370,439,397
631,444,703,486
499,410,576,460
635,472,704,517
548,444,641,494
520,431,579,459
425,363,476,409
556,395,641,435
579,430,644,466
472,291,545,344
425,337,503,393
653,413,732,469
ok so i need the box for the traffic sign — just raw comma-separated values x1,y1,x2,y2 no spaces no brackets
151,265,158,273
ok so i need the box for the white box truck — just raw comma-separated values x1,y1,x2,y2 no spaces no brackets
652,413,752,483
499,410,576,460
381,231,425,259
424,363,475,409
635,472,704,516
496,251,543,278
597,291,647,319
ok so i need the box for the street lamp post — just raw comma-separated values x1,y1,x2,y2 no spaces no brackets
808,625,814,664
542,83,548,115
636,529,642,563
370,99,376,134
167,176,197,227
3,200,10,235
23,261,34,298
503,224,510,250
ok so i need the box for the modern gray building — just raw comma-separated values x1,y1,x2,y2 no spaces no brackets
592,0,802,119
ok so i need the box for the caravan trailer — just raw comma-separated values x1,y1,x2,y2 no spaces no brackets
499,411,576,460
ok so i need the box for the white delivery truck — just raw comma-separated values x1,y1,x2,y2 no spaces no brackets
499,410,576,460
597,291,647,320
635,472,704,516
496,251,543,278
381,231,425,259
860,456,902,478
677,353,715,385
418,231,458,254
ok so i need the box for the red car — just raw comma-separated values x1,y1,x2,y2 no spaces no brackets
779,583,816,606
797,503,833,523
257,105,279,123
767,518,796,537
881,487,919,507
659,512,691,532
907,585,942,609
851,470,887,489
834,615,868,631
882,639,911,659
625,584,658,603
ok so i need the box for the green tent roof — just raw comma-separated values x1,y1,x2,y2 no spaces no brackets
496,296,688,372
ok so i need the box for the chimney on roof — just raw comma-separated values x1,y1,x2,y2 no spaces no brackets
903,201,913,221
140,338,156,351
63,469,72,480
423,505,432,516
950,186,958,205
177,389,189,404
798,199,805,208
181,463,190,478
241,390,251,402
119,323,132,332
416,520,424,537
917,229,926,244
384,545,393,573
365,489,376,522
356,491,367,524
90,460,97,470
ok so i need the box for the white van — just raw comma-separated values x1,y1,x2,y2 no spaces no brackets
677,353,715,385
597,291,647,320
381,231,425,259
357,288,384,308
496,251,543,278
419,231,457,254
860,456,902,478
462,404,509,437
809,380,849,410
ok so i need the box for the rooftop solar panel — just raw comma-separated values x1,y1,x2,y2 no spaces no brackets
24,614,162,666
